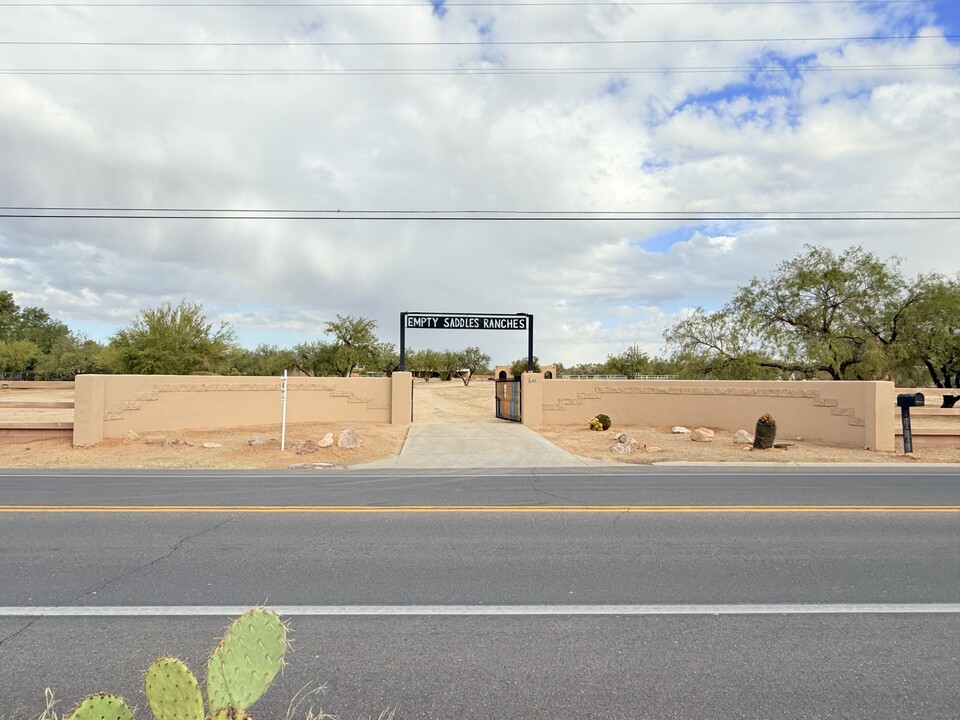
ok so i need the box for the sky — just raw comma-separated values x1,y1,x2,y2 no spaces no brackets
1,0,958,366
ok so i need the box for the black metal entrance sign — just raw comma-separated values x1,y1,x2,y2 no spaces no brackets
399,312,534,371
405,314,529,330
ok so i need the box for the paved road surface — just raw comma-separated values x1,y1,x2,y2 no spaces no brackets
1,467,957,719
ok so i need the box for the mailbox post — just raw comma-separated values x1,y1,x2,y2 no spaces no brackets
896,392,924,453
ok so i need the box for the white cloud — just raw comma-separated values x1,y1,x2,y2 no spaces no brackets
0,2,957,365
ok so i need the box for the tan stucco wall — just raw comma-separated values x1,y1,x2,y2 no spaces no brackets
540,379,895,450
74,374,407,446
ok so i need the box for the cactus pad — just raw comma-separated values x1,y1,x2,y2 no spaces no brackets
66,693,134,720
145,657,204,720
207,709,252,720
205,608,288,712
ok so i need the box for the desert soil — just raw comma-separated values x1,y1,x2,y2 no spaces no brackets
1,380,957,468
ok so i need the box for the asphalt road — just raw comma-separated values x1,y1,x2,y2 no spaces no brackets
1,467,958,719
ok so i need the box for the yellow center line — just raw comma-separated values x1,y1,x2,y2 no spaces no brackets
0,505,957,513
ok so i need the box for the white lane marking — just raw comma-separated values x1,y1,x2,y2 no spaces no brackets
1,604,957,617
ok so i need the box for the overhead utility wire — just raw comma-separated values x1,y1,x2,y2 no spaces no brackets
3,63,952,75
2,207,956,221
3,207,953,215
4,35,954,47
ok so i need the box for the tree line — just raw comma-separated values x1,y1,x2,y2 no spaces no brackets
2,246,956,386
0,294,496,383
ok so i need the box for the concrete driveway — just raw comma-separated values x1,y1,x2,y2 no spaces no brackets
357,422,605,469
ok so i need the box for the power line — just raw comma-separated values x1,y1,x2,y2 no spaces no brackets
3,35,954,47
2,207,956,220
2,63,953,75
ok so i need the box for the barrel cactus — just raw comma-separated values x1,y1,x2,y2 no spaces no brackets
589,414,612,431
753,413,777,449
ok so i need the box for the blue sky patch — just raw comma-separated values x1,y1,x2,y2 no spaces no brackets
430,1,448,20
635,226,699,254
603,77,629,96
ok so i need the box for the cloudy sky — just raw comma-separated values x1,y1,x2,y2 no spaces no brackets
1,0,957,365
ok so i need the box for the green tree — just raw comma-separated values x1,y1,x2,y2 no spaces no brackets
664,307,776,379
510,356,540,378
15,306,70,353
33,334,106,379
0,339,40,375
457,346,492,385
229,344,295,376
731,245,903,380
604,345,652,378
291,341,337,377
888,274,960,387
108,300,237,375
663,245,933,381
324,314,379,377
409,348,442,381
0,291,20,340
0,290,70,352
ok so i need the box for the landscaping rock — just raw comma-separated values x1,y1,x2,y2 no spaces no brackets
741,445,753,452
247,437,267,446
296,440,320,455
611,443,632,454
672,426,691,434
202,442,221,449
167,438,191,447
125,430,139,441
145,435,166,445
338,428,359,449
690,427,715,442
645,445,662,453
318,432,334,448
733,429,754,444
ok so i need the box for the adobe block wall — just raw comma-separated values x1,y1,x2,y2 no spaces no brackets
74,374,405,446
540,380,895,451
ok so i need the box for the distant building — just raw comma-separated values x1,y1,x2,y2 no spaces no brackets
493,364,557,380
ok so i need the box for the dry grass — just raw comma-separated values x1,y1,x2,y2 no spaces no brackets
0,421,409,469
536,424,960,464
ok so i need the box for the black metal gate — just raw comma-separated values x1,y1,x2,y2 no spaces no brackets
495,379,521,422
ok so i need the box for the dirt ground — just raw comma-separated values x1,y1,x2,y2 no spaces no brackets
1,380,958,468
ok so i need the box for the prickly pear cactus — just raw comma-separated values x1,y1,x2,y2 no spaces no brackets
206,709,252,720
753,413,777,449
66,693,134,720
205,608,288,713
145,657,204,720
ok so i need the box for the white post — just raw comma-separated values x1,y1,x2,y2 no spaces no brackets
280,370,288,451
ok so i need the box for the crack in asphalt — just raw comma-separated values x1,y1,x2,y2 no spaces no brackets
0,516,235,648
530,475,587,505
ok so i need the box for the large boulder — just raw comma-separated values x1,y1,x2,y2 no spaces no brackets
338,429,359,449
690,427,715,442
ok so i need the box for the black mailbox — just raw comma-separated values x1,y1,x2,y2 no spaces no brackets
896,393,924,453
897,393,925,408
